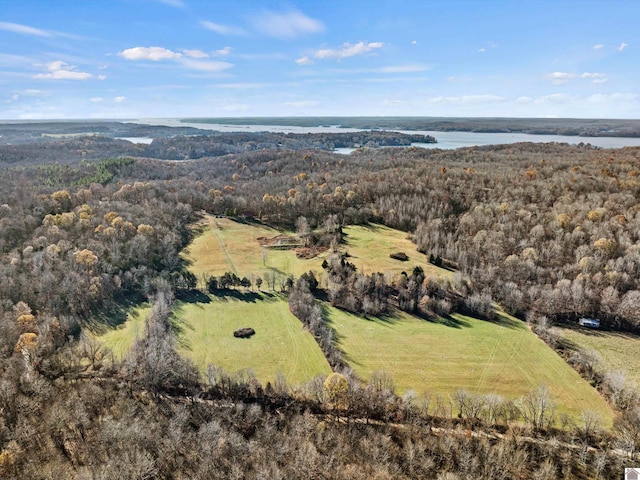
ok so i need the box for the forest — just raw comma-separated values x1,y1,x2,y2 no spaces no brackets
183,116,640,137
0,122,639,478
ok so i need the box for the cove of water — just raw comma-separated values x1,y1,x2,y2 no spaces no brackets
134,118,640,150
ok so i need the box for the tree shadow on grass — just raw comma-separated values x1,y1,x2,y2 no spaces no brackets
82,292,148,335
318,302,354,366
208,289,280,303
176,288,211,304
480,312,523,330
403,307,472,329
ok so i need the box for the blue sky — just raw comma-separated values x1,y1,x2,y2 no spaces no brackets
0,0,638,119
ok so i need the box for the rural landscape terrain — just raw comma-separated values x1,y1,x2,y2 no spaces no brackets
0,118,639,478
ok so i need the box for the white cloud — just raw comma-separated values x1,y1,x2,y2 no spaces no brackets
214,46,233,56
97,74,107,80
222,103,249,112
114,96,126,103
618,42,628,51
516,96,533,104
411,40,417,45
314,42,384,60
581,72,607,83
377,64,429,73
119,46,232,72
284,100,319,107
295,56,313,65
180,58,232,72
382,99,406,106
17,89,46,96
34,61,94,80
429,95,506,105
252,10,324,39
155,0,184,7
90,97,104,103
0,21,50,37
478,48,486,53
183,49,208,58
200,20,246,35
593,44,603,50
119,46,182,61
546,71,576,85
534,93,576,104
587,93,638,103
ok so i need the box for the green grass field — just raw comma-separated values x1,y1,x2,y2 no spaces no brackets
96,304,150,358
182,216,449,287
559,325,640,387
174,293,331,385
100,216,614,424
98,293,331,386
329,306,613,423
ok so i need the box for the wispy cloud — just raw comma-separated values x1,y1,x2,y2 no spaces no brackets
119,46,232,72
212,82,272,89
180,58,232,71
593,44,603,50
546,71,575,85
546,71,608,85
200,20,246,36
376,64,429,73
0,21,51,37
311,42,384,61
618,42,628,51
429,95,506,105
214,47,232,56
284,100,319,107
251,10,324,39
114,96,126,103
295,56,313,65
581,72,607,83
155,0,185,7
182,49,208,59
33,61,98,80
90,97,104,103
534,93,576,104
382,99,406,106
587,93,638,103
119,46,182,61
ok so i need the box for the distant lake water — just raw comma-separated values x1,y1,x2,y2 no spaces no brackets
135,118,640,150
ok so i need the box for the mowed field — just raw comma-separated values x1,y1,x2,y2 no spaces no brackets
559,326,640,387
174,294,331,386
98,294,330,386
101,215,613,423
330,307,613,422
182,216,448,286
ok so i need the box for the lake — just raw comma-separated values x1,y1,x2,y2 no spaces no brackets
134,118,640,150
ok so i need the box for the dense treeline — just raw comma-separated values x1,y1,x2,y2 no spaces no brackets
184,116,640,137
2,130,640,476
0,126,433,166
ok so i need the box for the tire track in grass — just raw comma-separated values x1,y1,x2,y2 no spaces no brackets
475,322,506,392
209,219,238,275
283,307,302,381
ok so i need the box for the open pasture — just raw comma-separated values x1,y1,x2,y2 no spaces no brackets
329,306,613,423
182,216,449,286
560,325,640,387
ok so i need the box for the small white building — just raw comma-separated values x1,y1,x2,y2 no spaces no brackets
579,318,600,328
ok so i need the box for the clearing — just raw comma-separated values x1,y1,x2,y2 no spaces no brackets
559,325,640,387
182,216,449,287
329,306,613,423
98,294,331,386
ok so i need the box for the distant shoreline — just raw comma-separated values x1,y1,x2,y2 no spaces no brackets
180,116,640,138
